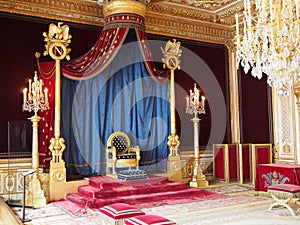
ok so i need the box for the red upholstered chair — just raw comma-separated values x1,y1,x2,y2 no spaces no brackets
250,143,272,184
99,203,145,225
124,214,177,225
213,144,238,183
238,144,251,184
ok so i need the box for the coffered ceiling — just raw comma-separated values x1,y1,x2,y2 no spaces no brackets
0,0,244,44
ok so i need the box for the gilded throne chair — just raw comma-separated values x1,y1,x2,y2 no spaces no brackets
106,131,141,178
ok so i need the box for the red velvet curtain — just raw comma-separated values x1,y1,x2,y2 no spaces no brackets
62,27,128,79
136,29,169,84
38,61,56,170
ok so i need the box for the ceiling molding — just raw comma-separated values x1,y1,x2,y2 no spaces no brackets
0,0,241,44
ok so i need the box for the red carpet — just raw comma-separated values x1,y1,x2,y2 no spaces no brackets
54,175,226,216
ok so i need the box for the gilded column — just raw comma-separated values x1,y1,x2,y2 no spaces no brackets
43,22,71,200
161,39,182,182
225,40,240,144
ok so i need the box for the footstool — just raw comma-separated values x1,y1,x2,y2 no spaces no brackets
267,183,300,216
118,169,148,180
99,203,145,225
124,214,177,225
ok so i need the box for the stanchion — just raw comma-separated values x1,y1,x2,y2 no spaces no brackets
21,169,36,222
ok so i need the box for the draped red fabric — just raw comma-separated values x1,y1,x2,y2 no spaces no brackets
38,61,56,171
62,26,128,80
136,29,169,84
38,12,169,170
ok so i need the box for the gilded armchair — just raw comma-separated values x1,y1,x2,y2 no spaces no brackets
106,131,140,178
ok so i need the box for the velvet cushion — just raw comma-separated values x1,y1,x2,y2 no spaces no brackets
99,203,145,219
118,169,148,180
268,184,300,199
268,184,300,193
124,214,176,225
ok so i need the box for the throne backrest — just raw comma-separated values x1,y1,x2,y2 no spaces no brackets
107,131,131,154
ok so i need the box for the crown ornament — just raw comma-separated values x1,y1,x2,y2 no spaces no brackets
100,0,147,17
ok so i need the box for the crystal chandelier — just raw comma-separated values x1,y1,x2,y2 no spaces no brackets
235,0,300,96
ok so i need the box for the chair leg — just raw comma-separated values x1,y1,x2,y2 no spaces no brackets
112,163,116,175
269,194,296,216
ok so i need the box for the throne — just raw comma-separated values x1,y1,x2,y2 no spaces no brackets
106,131,140,178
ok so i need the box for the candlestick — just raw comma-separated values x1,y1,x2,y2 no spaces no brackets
186,83,205,115
185,83,208,187
23,88,27,105
29,79,32,95
44,88,48,103
21,70,49,208
186,96,189,110
23,71,49,114
39,79,43,95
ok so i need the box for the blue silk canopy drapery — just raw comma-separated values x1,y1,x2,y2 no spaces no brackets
38,13,171,176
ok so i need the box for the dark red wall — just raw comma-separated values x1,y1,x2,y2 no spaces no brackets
239,69,271,143
0,13,101,156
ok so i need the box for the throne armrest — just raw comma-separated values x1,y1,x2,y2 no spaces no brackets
107,146,117,160
128,146,140,161
128,146,140,154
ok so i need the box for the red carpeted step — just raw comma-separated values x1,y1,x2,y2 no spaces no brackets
66,192,91,208
78,178,197,202
66,186,223,209
63,176,227,211
117,188,210,204
66,192,119,208
91,181,188,199
77,185,101,198
88,175,169,188
88,176,125,189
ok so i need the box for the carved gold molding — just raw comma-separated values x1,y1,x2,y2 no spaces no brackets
0,0,239,44
0,157,31,165
146,14,233,44
0,0,104,25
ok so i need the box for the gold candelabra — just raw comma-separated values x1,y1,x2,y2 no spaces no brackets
22,71,49,207
23,71,49,173
186,83,208,187
23,71,49,114
235,0,300,96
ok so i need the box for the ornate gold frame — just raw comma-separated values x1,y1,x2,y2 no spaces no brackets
0,0,238,44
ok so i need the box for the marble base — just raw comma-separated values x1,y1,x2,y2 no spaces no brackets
25,175,47,208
